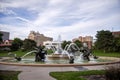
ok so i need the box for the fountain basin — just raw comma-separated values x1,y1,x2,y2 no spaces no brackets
0,56,119,67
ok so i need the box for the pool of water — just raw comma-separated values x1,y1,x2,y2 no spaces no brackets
0,56,114,64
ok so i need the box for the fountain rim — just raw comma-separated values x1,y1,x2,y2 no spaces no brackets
0,57,120,67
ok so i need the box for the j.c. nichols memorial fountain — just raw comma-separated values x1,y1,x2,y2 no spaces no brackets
8,36,98,64
0,36,119,66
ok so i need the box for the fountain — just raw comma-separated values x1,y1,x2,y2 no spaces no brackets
1,36,119,66
5,41,120,65
47,35,98,64
7,35,98,64
8,46,47,62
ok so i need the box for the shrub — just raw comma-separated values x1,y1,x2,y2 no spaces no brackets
105,64,120,80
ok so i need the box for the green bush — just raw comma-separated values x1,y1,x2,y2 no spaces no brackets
105,64,120,80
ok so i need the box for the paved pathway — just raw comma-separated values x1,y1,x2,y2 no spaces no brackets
0,64,110,80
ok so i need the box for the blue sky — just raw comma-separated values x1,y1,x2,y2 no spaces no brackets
0,0,120,40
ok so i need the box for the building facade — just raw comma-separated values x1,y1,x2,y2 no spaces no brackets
28,31,53,46
0,31,10,40
112,31,120,38
0,40,13,47
72,36,93,49
0,31,12,51
43,41,62,49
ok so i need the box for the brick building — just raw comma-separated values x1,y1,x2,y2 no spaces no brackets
73,36,93,49
0,40,13,47
28,31,53,46
112,31,120,38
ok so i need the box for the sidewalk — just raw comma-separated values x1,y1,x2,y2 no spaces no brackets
0,64,105,80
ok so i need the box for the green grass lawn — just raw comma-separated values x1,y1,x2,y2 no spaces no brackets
0,49,53,57
0,50,120,58
50,65,120,80
0,70,21,80
50,70,105,80
93,50,120,58
0,50,35,57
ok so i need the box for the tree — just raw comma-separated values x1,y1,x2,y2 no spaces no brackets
0,32,3,44
11,38,23,51
95,30,114,53
22,39,36,51
73,40,82,49
114,36,120,52
61,40,71,49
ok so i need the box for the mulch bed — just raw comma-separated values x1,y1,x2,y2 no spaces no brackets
80,75,106,80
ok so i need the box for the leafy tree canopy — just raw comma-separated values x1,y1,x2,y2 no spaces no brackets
95,30,114,52
0,32,3,43
73,40,82,48
61,40,71,49
22,39,36,51
11,38,23,51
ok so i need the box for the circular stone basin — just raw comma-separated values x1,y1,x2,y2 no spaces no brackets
0,55,120,67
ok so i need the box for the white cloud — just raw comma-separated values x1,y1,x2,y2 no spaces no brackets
0,7,16,15
0,0,120,41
